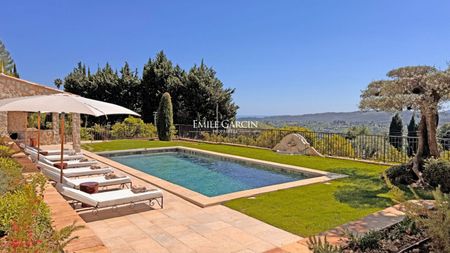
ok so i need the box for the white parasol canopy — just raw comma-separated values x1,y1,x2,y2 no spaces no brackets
0,93,140,183
0,93,140,117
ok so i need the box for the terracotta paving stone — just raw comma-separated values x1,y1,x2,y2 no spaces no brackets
43,184,109,253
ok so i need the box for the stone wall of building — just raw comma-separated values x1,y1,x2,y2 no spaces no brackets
0,74,80,145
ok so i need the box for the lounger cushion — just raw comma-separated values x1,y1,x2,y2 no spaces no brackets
41,165,131,188
56,184,163,208
38,162,112,177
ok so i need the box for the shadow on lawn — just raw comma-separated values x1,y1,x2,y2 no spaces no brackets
330,168,392,209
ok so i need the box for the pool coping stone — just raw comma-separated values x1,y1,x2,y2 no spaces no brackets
85,146,346,207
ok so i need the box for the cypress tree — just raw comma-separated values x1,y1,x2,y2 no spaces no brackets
12,64,19,78
407,114,419,156
156,92,174,141
389,113,403,150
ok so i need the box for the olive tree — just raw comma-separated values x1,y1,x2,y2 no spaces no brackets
360,66,450,182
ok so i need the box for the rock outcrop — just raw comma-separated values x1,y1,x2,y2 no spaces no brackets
273,133,323,156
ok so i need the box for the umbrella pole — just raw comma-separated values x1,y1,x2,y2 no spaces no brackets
59,113,65,184
37,112,41,162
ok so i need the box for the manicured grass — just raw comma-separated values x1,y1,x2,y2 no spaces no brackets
83,139,392,236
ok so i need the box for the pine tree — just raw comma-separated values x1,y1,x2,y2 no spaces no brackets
156,92,174,141
141,51,175,123
12,64,19,78
389,113,403,150
407,114,419,156
0,40,17,76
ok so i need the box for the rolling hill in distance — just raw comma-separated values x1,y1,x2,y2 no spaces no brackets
238,111,450,134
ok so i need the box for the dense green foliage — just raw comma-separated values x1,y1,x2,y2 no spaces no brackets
0,151,81,251
388,113,403,150
111,116,156,139
58,51,238,125
385,163,417,186
423,159,450,193
407,188,450,252
0,40,19,78
407,115,418,156
82,139,395,236
438,122,450,150
0,157,23,195
156,93,174,141
61,62,141,125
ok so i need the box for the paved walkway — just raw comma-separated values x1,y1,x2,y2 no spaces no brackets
44,184,109,253
78,170,300,253
39,146,299,253
271,205,406,253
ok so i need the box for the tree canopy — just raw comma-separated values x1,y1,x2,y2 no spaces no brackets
360,65,450,182
389,113,403,150
58,51,238,126
0,40,19,77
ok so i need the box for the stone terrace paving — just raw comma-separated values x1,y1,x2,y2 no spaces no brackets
42,145,301,253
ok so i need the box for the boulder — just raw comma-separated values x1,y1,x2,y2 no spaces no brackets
273,133,323,156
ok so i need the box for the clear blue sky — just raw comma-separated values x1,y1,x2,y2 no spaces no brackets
3,1,450,116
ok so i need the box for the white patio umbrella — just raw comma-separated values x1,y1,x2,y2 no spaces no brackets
0,93,140,183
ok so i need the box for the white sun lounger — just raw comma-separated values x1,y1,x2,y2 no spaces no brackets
56,184,163,212
20,144,76,155
38,162,113,177
39,155,97,168
41,165,132,189
25,147,84,161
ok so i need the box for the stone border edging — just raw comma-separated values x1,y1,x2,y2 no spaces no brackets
85,146,346,207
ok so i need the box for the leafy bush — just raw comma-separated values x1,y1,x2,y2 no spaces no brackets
0,157,23,194
0,145,14,158
307,236,342,253
346,230,382,251
385,163,417,186
111,116,156,139
0,174,82,252
423,159,450,193
406,187,450,253
80,127,93,141
315,134,355,157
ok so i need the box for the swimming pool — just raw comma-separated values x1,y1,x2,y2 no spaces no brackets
109,151,311,197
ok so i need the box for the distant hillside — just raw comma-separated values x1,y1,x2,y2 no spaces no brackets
239,111,450,133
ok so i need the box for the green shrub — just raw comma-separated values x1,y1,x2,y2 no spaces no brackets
346,230,382,251
315,134,355,157
80,127,93,141
385,163,417,186
0,145,14,158
423,159,450,193
0,174,82,252
156,92,174,141
111,116,156,139
307,236,342,253
0,157,23,194
406,187,450,253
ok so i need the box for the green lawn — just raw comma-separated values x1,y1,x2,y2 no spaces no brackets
83,139,392,236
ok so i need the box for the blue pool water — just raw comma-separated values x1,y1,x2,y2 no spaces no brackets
110,152,309,197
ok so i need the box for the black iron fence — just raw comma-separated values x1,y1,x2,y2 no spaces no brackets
175,124,450,163
12,124,450,164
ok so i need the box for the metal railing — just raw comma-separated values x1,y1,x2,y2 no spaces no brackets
11,124,450,163
175,124,450,163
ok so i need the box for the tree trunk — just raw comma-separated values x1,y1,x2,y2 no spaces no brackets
425,110,440,158
412,114,427,183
